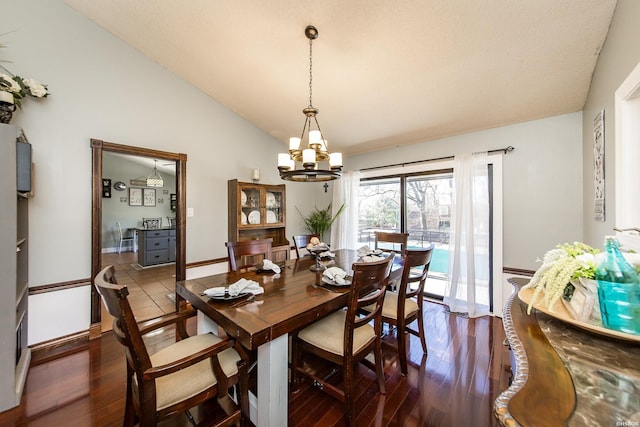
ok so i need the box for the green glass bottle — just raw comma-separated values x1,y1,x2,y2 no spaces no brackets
594,236,640,335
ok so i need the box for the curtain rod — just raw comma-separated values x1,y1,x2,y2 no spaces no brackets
359,145,515,172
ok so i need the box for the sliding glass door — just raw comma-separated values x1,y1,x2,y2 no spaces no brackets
358,171,454,299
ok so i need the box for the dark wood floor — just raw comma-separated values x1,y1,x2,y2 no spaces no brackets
0,300,510,427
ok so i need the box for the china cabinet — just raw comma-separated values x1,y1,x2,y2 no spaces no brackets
228,179,289,263
0,124,31,412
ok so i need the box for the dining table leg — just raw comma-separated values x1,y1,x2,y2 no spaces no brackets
196,312,289,426
256,333,288,427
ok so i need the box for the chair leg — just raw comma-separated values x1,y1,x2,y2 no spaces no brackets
397,319,408,376
290,333,300,392
374,337,386,394
344,359,355,427
123,369,136,427
417,309,428,355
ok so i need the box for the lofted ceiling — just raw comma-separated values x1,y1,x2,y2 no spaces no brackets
65,0,617,156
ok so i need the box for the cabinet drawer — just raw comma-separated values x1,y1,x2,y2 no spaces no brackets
145,237,169,250
145,249,169,265
144,230,169,239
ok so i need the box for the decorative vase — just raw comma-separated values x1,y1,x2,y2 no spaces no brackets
0,91,16,124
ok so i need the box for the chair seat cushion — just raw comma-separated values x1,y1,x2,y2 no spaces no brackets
363,292,419,320
298,310,375,356
137,333,241,411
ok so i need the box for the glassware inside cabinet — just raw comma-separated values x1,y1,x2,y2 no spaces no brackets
266,190,283,224
242,187,262,225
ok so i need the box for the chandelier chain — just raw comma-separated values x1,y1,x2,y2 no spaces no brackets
308,37,313,108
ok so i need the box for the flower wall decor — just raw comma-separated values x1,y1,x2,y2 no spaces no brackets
0,42,50,124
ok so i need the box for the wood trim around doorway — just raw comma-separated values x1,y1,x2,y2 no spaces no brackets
90,139,187,337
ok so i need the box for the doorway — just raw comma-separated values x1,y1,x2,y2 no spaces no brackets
90,139,187,338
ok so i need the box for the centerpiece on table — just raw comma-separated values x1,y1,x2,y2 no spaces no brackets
523,242,600,320
305,236,333,272
524,240,640,326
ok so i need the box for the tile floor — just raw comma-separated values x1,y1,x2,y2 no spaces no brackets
101,251,178,331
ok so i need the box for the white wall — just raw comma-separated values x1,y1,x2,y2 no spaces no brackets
0,0,319,344
582,0,640,248
347,112,584,271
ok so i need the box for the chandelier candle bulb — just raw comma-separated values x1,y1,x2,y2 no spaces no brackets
302,149,316,166
330,152,343,168
302,148,316,169
309,130,322,147
289,137,301,151
252,168,260,182
278,153,292,170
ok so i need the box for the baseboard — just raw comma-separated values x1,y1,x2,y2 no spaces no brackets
30,330,90,365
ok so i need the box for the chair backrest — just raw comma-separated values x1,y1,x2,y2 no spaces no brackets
398,248,433,303
94,265,153,374
167,217,177,228
345,253,395,356
374,231,409,253
292,234,320,258
142,217,162,229
226,238,273,271
115,221,124,239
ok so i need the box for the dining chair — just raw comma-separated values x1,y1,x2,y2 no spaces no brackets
374,231,409,253
226,238,273,272
291,253,396,427
142,217,162,229
95,265,249,427
116,221,135,254
362,247,433,375
292,234,320,258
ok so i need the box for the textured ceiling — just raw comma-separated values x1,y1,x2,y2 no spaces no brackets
65,0,617,156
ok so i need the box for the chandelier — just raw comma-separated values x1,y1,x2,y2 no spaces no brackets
278,25,343,182
146,160,164,187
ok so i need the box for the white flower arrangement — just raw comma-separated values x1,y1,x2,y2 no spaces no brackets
523,242,599,314
0,71,49,108
1,40,49,109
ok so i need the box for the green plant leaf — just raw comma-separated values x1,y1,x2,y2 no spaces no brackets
296,203,345,240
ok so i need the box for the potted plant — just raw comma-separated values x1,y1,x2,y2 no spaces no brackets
297,203,345,243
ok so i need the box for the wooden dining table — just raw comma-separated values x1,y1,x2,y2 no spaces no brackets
175,249,402,427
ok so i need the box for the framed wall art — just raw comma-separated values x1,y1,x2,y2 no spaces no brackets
143,188,156,207
129,187,142,206
593,110,605,221
102,178,111,198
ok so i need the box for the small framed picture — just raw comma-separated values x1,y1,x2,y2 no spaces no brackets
129,188,142,206
102,178,112,198
143,188,156,207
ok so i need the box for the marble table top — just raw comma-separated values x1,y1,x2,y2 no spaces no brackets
537,312,640,426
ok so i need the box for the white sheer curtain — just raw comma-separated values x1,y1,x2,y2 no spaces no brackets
330,170,361,250
444,152,490,318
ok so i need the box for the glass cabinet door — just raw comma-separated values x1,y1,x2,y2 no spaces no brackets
265,188,284,225
241,186,262,226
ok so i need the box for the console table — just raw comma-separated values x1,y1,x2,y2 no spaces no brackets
136,227,176,266
495,277,640,426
